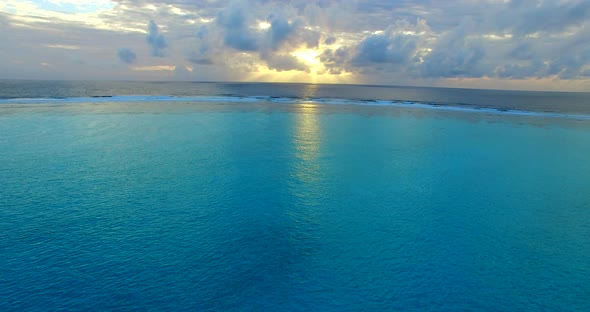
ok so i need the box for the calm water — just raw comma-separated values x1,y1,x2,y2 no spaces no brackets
1,81,590,311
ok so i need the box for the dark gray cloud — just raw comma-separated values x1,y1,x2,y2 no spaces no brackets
213,2,322,71
506,65,543,79
499,0,590,37
189,24,214,65
301,29,321,48
267,16,299,49
188,45,214,65
507,41,533,61
264,54,307,72
417,18,487,78
315,19,427,76
323,36,336,45
354,35,395,63
117,48,137,64
546,47,590,79
319,47,350,75
196,25,208,40
146,20,168,57
263,15,320,50
216,4,258,51
188,58,214,65
352,33,417,65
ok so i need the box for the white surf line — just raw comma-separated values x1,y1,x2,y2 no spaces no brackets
1,95,589,120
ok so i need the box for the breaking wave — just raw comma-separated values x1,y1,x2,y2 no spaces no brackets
1,95,589,120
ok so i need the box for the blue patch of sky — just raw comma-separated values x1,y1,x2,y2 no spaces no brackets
32,0,114,14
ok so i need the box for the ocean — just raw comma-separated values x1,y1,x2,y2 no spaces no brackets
1,80,590,311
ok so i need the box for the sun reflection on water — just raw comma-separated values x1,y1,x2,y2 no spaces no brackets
293,100,321,184
287,90,325,234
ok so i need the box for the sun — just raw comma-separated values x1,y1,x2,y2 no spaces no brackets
258,21,271,30
291,49,322,74
247,48,354,84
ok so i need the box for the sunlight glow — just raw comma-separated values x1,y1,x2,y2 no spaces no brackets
294,102,321,184
169,5,190,16
258,21,271,30
131,65,176,71
45,44,80,50
246,66,354,84
246,46,354,84
291,49,321,71
483,33,513,40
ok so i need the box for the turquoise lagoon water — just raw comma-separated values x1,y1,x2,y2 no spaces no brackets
1,83,590,311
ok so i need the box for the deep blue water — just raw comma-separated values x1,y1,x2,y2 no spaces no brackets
1,81,590,311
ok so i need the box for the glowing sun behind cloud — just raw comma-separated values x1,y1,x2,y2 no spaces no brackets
246,47,352,84
247,47,352,84
291,49,321,74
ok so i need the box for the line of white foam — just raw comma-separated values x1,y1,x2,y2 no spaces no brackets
1,95,588,120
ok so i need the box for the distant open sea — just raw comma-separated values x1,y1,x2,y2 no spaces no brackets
1,80,590,311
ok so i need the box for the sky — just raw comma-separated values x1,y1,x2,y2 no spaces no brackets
1,0,589,91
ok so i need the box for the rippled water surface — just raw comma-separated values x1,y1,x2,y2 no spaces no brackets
1,100,590,311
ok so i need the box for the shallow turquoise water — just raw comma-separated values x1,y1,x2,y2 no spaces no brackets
1,102,590,311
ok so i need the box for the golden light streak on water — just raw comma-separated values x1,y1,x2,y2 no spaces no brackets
293,87,322,184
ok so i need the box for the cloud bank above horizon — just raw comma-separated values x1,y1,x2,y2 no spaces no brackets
1,0,589,90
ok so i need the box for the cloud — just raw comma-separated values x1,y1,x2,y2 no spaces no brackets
267,16,299,49
0,13,8,26
546,47,590,79
196,25,208,40
498,0,590,37
324,37,336,45
264,54,307,72
319,47,351,75
213,2,322,71
1,0,590,89
496,61,546,79
318,19,428,76
146,20,167,57
117,48,137,64
417,18,488,78
216,4,258,51
507,41,533,61
188,57,213,65
352,33,417,65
